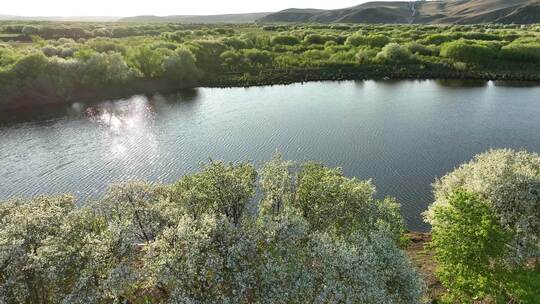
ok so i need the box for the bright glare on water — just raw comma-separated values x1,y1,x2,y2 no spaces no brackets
2,80,540,231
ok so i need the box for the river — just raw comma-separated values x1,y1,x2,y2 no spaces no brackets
2,80,540,231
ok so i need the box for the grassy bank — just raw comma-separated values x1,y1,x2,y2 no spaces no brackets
405,232,445,303
2,22,540,110
3,65,540,111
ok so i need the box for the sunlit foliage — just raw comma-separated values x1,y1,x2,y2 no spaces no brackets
426,149,540,303
0,156,424,303
1,22,540,108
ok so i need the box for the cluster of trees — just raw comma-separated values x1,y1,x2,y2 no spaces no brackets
0,155,425,303
1,22,540,108
0,38,201,107
1,149,539,302
3,22,205,40
426,149,540,303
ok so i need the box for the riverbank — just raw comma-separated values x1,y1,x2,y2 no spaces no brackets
2,65,540,112
405,232,445,303
203,66,540,88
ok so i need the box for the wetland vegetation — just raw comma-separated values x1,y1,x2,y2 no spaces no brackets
2,22,540,109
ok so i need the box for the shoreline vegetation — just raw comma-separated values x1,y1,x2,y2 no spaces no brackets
3,69,540,112
1,150,539,303
2,22,540,110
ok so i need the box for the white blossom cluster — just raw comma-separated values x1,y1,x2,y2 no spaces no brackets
1,157,424,303
425,149,540,265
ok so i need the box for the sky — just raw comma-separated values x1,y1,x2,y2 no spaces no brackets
3,0,397,17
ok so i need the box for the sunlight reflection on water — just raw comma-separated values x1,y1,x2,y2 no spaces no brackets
86,96,159,164
3,81,540,231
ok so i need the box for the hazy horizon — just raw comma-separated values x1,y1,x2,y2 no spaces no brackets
3,0,405,17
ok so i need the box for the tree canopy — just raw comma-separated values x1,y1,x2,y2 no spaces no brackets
0,155,424,304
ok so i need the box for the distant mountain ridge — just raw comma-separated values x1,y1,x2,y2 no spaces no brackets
258,0,540,24
3,1,540,24
0,15,120,22
119,13,271,23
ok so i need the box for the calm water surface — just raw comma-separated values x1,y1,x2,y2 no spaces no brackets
2,80,540,231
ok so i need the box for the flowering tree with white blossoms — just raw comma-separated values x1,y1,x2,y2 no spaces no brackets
0,195,74,304
426,149,540,264
425,149,540,302
1,156,424,303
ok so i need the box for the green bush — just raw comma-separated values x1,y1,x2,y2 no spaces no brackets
183,40,228,71
429,190,513,302
329,50,357,63
0,45,18,69
2,22,540,108
11,52,50,80
302,49,331,61
440,40,497,64
303,34,335,45
87,37,127,54
222,37,252,49
126,46,165,78
295,162,404,240
406,42,439,56
426,149,540,303
376,43,414,64
242,48,273,66
0,157,424,304
81,52,132,85
0,195,76,303
500,43,540,62
162,48,200,84
356,47,378,64
424,33,461,45
271,35,301,46
345,33,390,48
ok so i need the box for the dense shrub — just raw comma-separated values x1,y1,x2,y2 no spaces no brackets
220,50,242,70
440,40,497,64
303,34,335,45
0,45,18,69
21,25,40,36
183,40,228,71
345,33,390,48
160,30,188,43
329,50,357,63
462,32,501,41
424,33,461,45
376,43,414,64
10,52,50,80
356,47,378,64
41,45,61,57
406,42,439,56
0,196,76,303
222,37,252,49
87,37,127,54
2,22,540,108
80,52,132,85
126,46,165,78
0,157,424,303
243,49,273,66
92,28,113,37
295,162,404,240
426,149,540,302
271,35,301,46
364,34,390,48
500,43,540,62
162,48,200,84
302,49,331,61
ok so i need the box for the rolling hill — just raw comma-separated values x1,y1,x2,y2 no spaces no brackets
258,0,540,24
119,13,271,23
3,1,540,24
